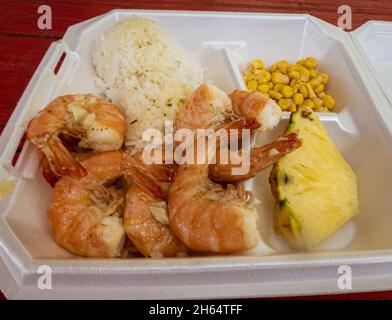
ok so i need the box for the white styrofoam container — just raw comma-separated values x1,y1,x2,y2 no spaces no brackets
1,10,392,299
353,21,392,107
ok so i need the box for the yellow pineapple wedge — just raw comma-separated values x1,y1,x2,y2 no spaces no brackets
269,107,359,250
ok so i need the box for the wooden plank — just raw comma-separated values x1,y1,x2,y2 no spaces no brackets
0,0,391,38
0,35,53,133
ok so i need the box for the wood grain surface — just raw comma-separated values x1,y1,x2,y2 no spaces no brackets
0,0,392,300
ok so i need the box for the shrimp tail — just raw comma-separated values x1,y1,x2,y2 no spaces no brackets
39,151,60,187
250,130,302,172
209,131,302,182
122,154,171,199
45,135,87,177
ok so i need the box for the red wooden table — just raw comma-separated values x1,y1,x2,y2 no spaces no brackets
1,0,392,300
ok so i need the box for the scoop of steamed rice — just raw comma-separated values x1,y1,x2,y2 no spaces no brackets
93,16,203,153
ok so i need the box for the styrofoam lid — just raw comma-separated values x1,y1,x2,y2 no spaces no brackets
353,21,392,105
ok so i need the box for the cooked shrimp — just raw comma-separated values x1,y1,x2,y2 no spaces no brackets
27,94,126,178
209,131,302,183
48,151,126,258
174,83,261,166
122,151,186,258
176,83,233,131
230,90,282,132
168,144,260,253
176,83,261,133
124,184,187,258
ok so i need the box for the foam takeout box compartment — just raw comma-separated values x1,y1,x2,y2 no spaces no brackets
1,10,392,299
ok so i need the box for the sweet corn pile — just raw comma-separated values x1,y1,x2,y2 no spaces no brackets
243,57,336,112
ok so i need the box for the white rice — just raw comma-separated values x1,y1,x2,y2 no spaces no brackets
92,16,203,152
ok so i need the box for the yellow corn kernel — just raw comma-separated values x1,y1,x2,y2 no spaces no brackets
292,84,300,94
279,66,288,75
257,84,270,94
269,90,282,100
293,93,304,105
306,82,317,99
309,68,320,79
323,94,336,109
312,97,323,108
320,72,330,85
288,64,300,73
309,75,323,88
251,69,262,75
244,70,253,78
288,70,301,80
304,56,318,68
314,83,325,94
317,91,326,98
277,60,289,68
282,85,294,98
297,59,306,66
257,75,267,84
300,69,310,82
296,63,308,72
251,59,264,69
276,60,289,74
303,99,315,109
290,78,298,86
278,98,293,111
271,72,290,84
262,70,271,82
274,83,284,92
248,74,257,81
247,80,258,91
253,72,262,80
289,104,297,112
269,63,278,73
263,92,270,98
268,82,274,89
299,84,308,98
